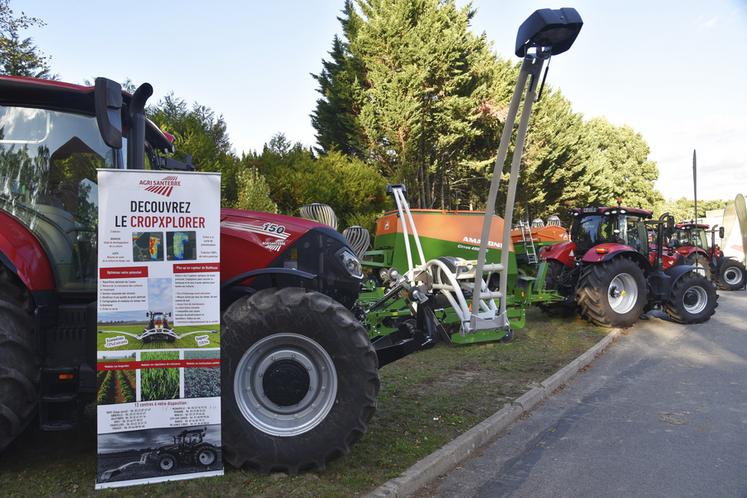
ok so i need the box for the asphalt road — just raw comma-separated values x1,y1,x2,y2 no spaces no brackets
426,290,747,498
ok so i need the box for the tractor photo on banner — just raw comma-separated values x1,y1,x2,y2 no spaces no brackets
95,169,222,489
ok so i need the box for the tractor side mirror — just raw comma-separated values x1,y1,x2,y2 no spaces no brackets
94,77,123,149
719,226,725,239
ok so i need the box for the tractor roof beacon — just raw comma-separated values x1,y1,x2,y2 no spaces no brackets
0,7,584,473
540,206,719,327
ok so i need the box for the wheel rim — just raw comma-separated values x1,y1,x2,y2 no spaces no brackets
724,267,743,286
198,449,215,466
683,285,708,314
607,272,638,314
234,333,338,437
160,456,174,470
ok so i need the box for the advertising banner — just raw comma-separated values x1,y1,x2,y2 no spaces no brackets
95,170,222,489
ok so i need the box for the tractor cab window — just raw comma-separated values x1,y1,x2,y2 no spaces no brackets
0,105,118,292
672,229,707,249
616,215,647,255
571,214,647,255
571,215,605,254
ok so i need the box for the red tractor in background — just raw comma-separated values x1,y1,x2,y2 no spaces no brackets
540,206,718,328
0,75,379,473
669,222,746,291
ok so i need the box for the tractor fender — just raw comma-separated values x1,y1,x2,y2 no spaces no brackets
0,211,55,291
221,267,317,290
664,264,697,287
675,246,707,259
580,244,650,270
539,241,575,268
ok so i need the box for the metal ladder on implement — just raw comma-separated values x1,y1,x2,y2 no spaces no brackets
519,220,538,264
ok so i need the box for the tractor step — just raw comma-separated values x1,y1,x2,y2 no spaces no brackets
39,368,82,432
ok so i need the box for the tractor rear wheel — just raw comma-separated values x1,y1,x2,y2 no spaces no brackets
664,272,718,323
221,288,379,474
576,258,647,328
717,259,746,291
0,267,38,454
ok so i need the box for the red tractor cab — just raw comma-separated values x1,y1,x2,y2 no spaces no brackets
669,222,746,291
540,206,718,328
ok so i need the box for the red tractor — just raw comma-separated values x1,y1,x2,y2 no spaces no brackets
0,75,378,473
540,206,718,328
669,222,746,291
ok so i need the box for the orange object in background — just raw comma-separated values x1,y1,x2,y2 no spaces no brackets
511,225,569,244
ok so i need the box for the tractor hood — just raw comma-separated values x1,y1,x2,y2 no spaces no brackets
220,208,361,308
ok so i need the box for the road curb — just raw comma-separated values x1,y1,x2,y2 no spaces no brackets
365,327,623,498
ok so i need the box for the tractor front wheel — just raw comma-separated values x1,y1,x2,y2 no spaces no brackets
195,447,217,467
158,454,177,471
717,259,746,291
538,261,577,318
664,272,718,323
576,258,647,328
221,288,379,474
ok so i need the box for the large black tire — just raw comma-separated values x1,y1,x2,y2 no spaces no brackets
221,288,379,474
0,300,39,453
664,272,718,324
685,254,712,280
0,265,37,455
576,258,647,328
716,259,746,291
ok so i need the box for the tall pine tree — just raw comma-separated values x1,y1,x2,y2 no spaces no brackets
311,1,366,157
0,0,53,78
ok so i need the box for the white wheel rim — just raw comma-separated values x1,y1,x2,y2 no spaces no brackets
608,272,638,314
234,333,338,437
683,285,708,314
160,457,174,470
724,267,743,286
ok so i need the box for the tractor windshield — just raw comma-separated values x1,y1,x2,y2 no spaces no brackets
571,214,647,255
672,228,708,249
0,105,118,291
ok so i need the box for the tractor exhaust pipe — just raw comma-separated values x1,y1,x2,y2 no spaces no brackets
127,83,153,169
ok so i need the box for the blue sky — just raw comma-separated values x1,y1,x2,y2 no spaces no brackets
17,0,747,200
148,277,173,312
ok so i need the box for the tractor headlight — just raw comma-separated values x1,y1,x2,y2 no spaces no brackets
338,249,363,279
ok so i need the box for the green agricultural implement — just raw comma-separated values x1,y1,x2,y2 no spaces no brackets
303,9,584,363
356,186,564,350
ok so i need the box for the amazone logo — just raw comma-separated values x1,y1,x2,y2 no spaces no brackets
463,236,502,249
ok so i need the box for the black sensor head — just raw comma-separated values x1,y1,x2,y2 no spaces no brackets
515,8,583,58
